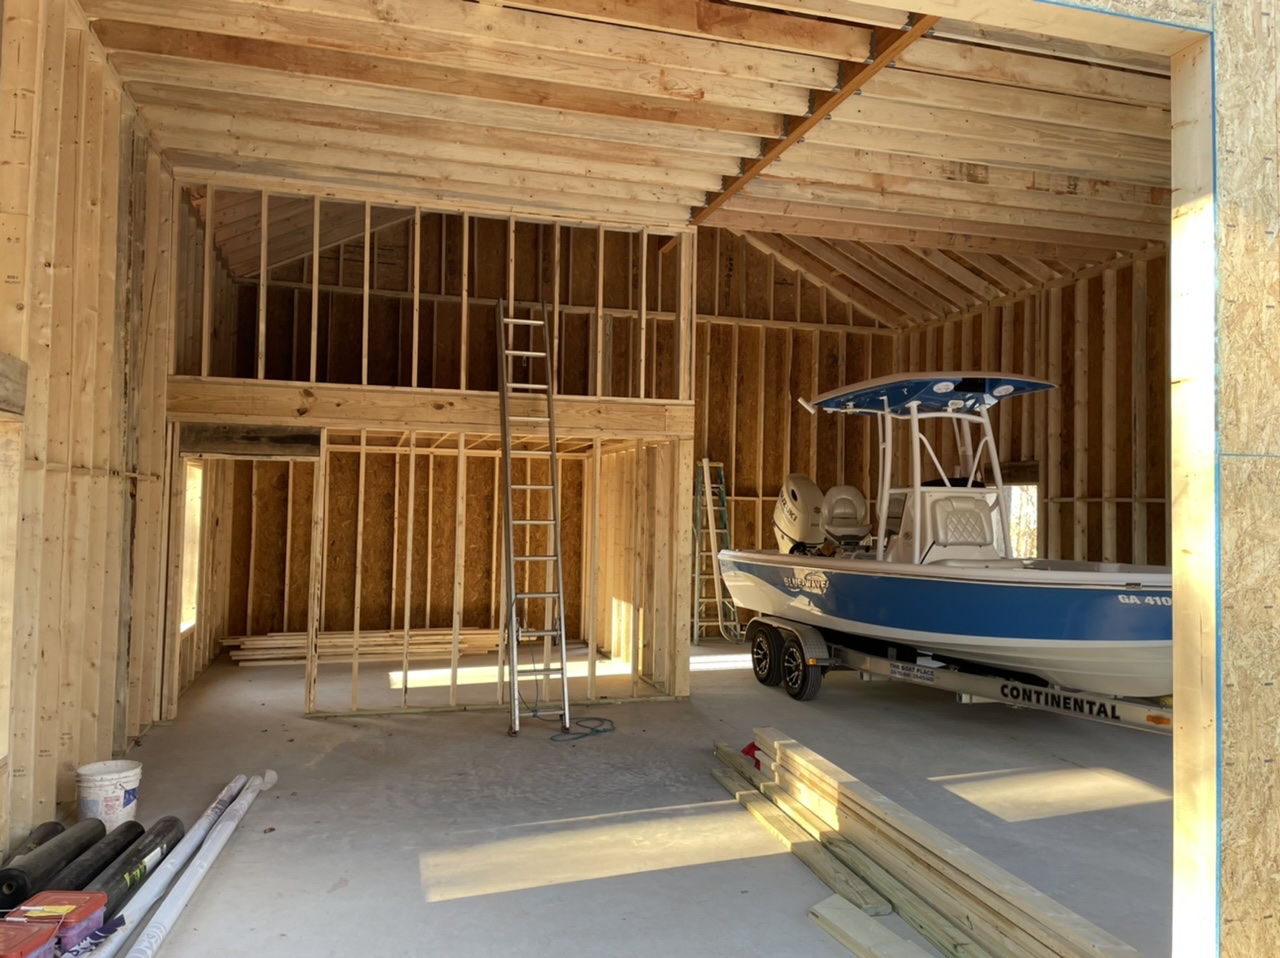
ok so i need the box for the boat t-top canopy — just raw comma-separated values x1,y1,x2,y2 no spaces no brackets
804,372,1054,416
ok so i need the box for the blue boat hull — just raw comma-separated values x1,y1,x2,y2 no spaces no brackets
718,551,1172,697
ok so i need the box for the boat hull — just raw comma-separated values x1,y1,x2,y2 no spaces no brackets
718,551,1172,697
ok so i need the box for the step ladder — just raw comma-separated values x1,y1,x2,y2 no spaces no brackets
496,300,571,735
693,459,740,643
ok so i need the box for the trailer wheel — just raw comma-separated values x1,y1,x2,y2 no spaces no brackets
782,636,823,701
748,620,783,686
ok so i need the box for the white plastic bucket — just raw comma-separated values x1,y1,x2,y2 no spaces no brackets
76,760,142,830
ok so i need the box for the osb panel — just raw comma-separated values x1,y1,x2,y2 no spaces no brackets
602,229,632,311
744,241,772,320
704,324,735,480
324,292,363,385
773,262,798,322
471,217,506,301
359,452,397,632
565,226,598,308
760,328,789,495
249,461,288,636
718,231,745,318
799,275,826,325
227,460,254,636
651,316,677,401
734,326,762,497
365,296,402,388
814,330,844,492
695,227,717,315
323,451,359,632
1219,455,1280,954
285,462,314,634
463,459,497,627
405,453,432,631
788,329,816,476
561,457,584,642
433,300,463,390
419,213,444,296
428,453,458,630
391,452,411,630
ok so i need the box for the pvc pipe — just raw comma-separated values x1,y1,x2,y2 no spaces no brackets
73,774,248,958
124,770,276,958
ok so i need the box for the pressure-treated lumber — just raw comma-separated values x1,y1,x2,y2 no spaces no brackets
754,729,1143,958
810,894,933,958
713,743,992,958
711,766,892,918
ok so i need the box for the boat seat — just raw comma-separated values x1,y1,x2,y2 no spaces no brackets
919,494,1005,563
931,496,994,549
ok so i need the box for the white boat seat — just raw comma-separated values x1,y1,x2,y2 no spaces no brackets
822,485,871,546
931,496,994,548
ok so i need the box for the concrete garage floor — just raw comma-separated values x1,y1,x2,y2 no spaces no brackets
126,644,1172,957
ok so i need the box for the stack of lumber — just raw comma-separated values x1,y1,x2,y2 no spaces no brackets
223,629,500,666
714,728,1146,958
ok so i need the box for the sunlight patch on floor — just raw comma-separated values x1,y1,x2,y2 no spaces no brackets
689,653,752,672
930,766,1171,822
419,801,787,902
388,656,632,689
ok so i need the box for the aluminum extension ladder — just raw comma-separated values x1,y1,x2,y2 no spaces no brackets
496,300,571,735
693,459,740,643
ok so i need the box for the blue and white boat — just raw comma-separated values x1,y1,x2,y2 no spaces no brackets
716,373,1172,698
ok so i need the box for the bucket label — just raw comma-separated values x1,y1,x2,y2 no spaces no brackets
123,787,138,807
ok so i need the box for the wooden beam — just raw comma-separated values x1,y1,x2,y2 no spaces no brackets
168,378,696,440
680,14,940,234
497,0,872,60
178,423,323,458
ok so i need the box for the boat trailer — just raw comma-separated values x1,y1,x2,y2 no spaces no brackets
747,614,1174,735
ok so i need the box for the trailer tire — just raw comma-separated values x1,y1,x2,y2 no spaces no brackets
748,620,783,687
782,636,823,701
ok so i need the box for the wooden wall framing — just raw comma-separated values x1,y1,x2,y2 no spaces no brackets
0,2,173,848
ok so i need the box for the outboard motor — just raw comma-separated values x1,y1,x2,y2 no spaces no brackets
822,485,871,550
774,474,824,554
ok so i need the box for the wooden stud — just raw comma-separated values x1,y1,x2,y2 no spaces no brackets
1072,278,1088,561
256,190,267,379
361,201,370,386
351,429,366,710
309,195,319,382
449,433,467,707
401,432,417,707
1101,268,1118,563
1046,288,1063,559
1130,260,1148,565
460,213,469,391
304,430,327,712
411,207,421,388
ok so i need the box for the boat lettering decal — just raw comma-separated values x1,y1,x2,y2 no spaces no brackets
783,570,830,595
999,684,1121,721
1117,594,1171,606
890,662,935,684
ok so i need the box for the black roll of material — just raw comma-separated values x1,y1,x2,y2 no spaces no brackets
85,815,185,920
0,819,106,909
45,820,146,891
2,821,66,867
